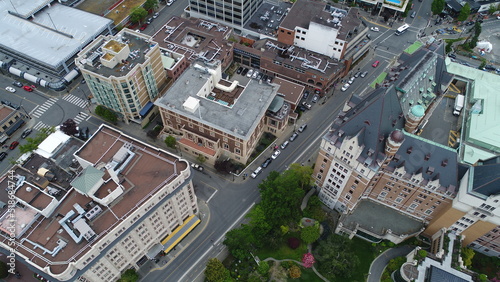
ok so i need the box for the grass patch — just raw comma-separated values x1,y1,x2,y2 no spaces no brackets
348,237,376,282
288,267,323,282
370,72,387,88
404,41,423,54
444,38,465,44
255,232,308,261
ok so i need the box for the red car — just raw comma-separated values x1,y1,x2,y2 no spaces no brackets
23,86,33,92
139,24,148,31
9,141,19,150
372,60,380,67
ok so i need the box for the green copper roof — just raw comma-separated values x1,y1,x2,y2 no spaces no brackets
411,105,425,117
71,166,104,194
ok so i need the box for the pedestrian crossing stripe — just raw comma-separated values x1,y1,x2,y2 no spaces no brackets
63,94,88,108
33,121,52,131
31,98,59,118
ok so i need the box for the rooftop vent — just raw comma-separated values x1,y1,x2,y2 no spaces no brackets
441,159,448,167
425,153,431,161
407,147,413,154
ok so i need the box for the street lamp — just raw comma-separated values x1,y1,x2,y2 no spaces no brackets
19,97,31,119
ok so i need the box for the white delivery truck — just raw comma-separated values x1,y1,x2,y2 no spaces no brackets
453,94,465,116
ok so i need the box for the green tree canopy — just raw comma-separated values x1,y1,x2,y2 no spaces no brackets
223,225,254,260
19,127,54,154
118,269,139,282
129,7,148,24
95,105,118,123
314,235,360,280
457,3,471,21
431,0,445,15
461,247,475,267
164,135,177,148
205,258,230,282
257,261,270,275
301,225,321,244
144,0,158,10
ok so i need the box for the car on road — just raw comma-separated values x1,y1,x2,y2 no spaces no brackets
236,67,243,74
23,86,33,92
410,11,416,18
146,18,152,24
298,124,307,133
0,152,7,161
5,86,15,93
370,27,379,32
250,167,262,178
372,60,380,67
261,158,272,168
280,141,289,149
139,24,148,31
289,132,298,142
9,141,19,150
348,77,355,84
167,0,174,5
302,90,310,99
312,94,319,103
448,53,457,59
191,163,204,171
246,69,254,78
21,128,32,139
302,101,312,109
360,71,368,78
341,83,350,92
271,150,281,159
13,81,22,87
153,12,160,19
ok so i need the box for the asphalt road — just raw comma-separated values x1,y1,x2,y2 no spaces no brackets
367,245,414,282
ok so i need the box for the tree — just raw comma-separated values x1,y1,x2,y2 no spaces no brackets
301,225,320,244
257,261,270,275
289,265,301,279
19,127,54,154
205,258,230,282
196,154,206,164
129,7,148,24
164,135,177,148
314,235,360,280
431,0,445,15
95,105,118,123
457,3,471,21
488,4,496,14
223,225,254,260
144,0,158,11
118,269,139,282
461,247,475,268
288,237,300,249
302,253,315,268
246,205,272,246
60,119,78,136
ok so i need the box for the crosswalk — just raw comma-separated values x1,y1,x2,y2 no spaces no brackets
33,121,53,131
62,94,88,108
30,97,58,118
73,112,91,124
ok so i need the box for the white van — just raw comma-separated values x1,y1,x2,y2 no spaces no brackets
250,167,262,178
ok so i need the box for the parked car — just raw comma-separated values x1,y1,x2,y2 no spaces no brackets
341,83,350,92
246,69,254,78
302,101,312,109
289,132,298,142
302,90,310,99
262,75,268,82
298,124,307,133
280,141,289,149
372,60,380,67
236,67,243,74
153,12,160,19
261,158,272,168
257,73,264,80
21,128,32,139
167,0,174,5
410,11,416,18
370,27,379,32
354,71,361,78
139,24,148,31
9,141,19,150
296,105,307,112
312,94,319,103
0,152,7,161
348,77,355,84
360,71,368,78
271,150,281,160
13,81,22,87
191,163,204,171
241,68,249,76
5,86,15,93
23,86,33,92
146,18,152,24
252,71,259,79
250,167,263,178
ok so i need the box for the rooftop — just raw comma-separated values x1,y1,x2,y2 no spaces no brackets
0,1,112,69
0,105,15,122
77,29,155,78
152,17,232,64
0,125,189,275
273,77,305,106
243,2,293,37
155,62,279,139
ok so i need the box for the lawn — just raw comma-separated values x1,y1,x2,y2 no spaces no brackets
370,72,387,88
404,41,423,54
346,237,376,282
255,235,308,261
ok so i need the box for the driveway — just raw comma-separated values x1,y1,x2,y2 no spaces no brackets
367,245,414,282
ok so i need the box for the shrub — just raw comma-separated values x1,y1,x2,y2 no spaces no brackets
257,261,270,275
302,253,315,268
289,265,301,279
288,237,300,249
95,105,118,123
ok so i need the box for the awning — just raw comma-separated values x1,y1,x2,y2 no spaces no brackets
139,101,155,118
146,243,164,259
6,119,25,136
161,214,200,253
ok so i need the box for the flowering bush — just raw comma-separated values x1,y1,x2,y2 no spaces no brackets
302,253,315,268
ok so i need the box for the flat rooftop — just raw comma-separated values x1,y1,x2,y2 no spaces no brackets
244,2,293,37
445,60,500,164
77,30,154,78
0,125,188,275
0,106,14,122
152,17,232,63
343,200,424,236
156,63,279,139
0,1,112,69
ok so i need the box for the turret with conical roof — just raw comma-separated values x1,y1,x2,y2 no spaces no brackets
385,129,405,156
405,105,425,133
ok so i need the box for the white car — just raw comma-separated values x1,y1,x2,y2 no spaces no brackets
250,167,262,178
348,77,355,84
271,150,281,159
246,69,254,78
167,0,173,6
5,86,16,93
252,71,259,79
302,101,312,109
370,27,379,32
153,12,159,19
341,83,350,92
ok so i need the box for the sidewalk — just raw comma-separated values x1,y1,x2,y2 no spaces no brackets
137,199,211,279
